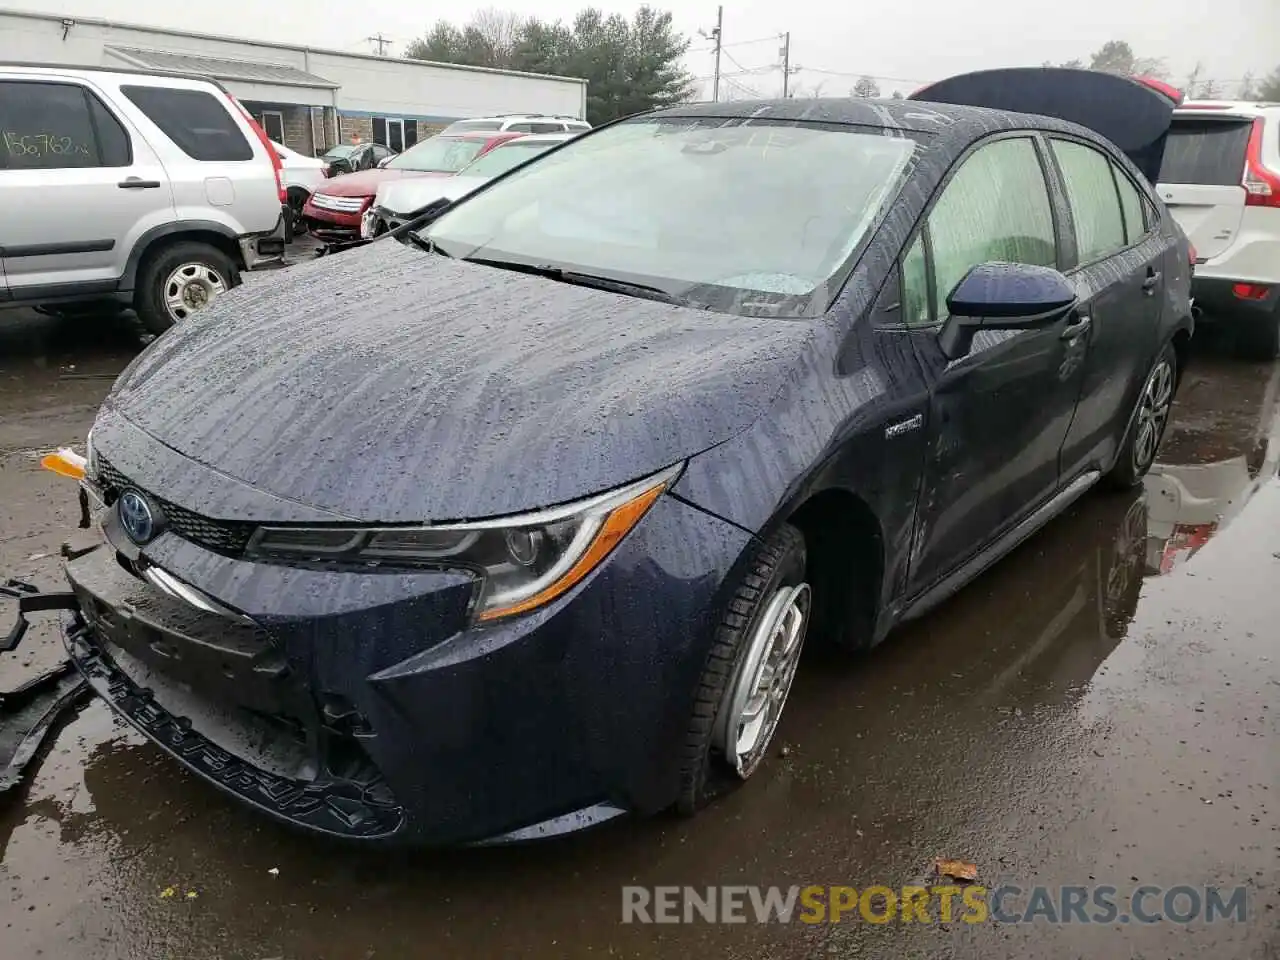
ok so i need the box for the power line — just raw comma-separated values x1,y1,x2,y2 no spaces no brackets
365,32,393,56
689,34,784,54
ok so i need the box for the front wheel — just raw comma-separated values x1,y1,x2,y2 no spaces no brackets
1105,342,1177,489
134,241,239,336
677,524,810,814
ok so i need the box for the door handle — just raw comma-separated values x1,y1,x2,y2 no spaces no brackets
118,178,161,189
1142,270,1162,293
1060,313,1092,341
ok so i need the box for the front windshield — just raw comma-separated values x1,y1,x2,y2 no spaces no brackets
425,117,923,316
387,137,487,173
459,140,562,178
323,144,358,159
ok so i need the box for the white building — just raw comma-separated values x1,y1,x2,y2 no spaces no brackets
0,7,588,155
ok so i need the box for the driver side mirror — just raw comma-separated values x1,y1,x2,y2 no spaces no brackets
937,262,1077,361
377,156,391,168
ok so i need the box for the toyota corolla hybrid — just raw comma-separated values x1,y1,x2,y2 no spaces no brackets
27,69,1193,846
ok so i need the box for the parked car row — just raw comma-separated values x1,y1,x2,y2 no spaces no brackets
302,130,527,241
23,67,1234,849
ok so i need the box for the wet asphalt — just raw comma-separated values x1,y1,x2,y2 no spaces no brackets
0,278,1277,958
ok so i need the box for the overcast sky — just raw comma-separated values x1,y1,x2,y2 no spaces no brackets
13,0,1278,98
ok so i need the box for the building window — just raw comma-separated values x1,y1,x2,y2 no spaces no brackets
372,117,406,153
258,110,285,144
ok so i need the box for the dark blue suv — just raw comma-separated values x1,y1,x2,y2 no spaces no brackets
48,69,1193,845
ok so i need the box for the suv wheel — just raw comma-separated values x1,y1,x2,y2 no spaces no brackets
135,242,239,335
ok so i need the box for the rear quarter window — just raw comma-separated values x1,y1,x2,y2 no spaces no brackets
1158,118,1252,186
120,85,254,162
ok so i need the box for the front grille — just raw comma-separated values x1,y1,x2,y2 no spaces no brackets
311,193,366,213
97,459,255,555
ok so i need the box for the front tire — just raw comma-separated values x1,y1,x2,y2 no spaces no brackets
134,241,239,336
1105,341,1177,489
677,524,809,815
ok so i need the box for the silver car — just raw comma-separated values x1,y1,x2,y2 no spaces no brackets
0,62,287,333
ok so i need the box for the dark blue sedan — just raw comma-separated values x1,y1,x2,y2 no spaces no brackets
51,69,1193,844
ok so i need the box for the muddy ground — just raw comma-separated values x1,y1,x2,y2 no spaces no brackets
0,285,1277,958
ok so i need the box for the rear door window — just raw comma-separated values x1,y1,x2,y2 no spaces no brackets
1158,118,1252,186
0,80,132,169
1112,165,1149,244
121,85,253,161
1051,139,1127,264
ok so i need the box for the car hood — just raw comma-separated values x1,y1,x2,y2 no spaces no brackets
317,168,447,197
102,242,818,523
374,175,489,215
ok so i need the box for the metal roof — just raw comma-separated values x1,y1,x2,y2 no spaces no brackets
105,45,338,89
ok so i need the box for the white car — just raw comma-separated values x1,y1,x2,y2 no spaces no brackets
361,133,576,238
1156,100,1280,358
440,114,591,136
271,140,329,235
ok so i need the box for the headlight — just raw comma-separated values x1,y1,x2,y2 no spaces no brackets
245,464,683,622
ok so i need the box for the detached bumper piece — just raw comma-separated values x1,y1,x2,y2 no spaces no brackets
0,579,89,796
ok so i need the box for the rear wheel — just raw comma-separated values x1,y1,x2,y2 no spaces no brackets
1105,341,1177,489
1235,307,1280,361
134,241,239,336
677,525,810,814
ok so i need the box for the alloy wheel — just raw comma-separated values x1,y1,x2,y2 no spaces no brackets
1132,358,1174,475
713,581,811,779
163,262,228,323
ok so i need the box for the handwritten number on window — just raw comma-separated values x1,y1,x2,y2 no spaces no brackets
4,131,92,159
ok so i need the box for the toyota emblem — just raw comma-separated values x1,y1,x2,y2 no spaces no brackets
118,489,157,544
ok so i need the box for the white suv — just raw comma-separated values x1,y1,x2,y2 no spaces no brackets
440,114,591,135
0,63,287,333
1156,100,1280,358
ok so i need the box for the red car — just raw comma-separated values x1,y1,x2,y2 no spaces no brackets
302,131,524,240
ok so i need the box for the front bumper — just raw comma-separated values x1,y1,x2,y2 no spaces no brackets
57,469,751,846
304,197,366,242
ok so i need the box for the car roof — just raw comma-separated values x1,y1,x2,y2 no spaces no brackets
648,97,1107,156
0,60,231,94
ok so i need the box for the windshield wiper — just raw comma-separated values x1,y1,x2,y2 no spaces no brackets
464,258,684,306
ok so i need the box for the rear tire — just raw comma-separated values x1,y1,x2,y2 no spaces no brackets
1105,341,1178,489
677,524,809,815
134,241,239,336
1235,308,1280,361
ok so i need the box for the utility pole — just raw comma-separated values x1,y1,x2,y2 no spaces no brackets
699,6,723,102
366,33,392,56
780,32,791,98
